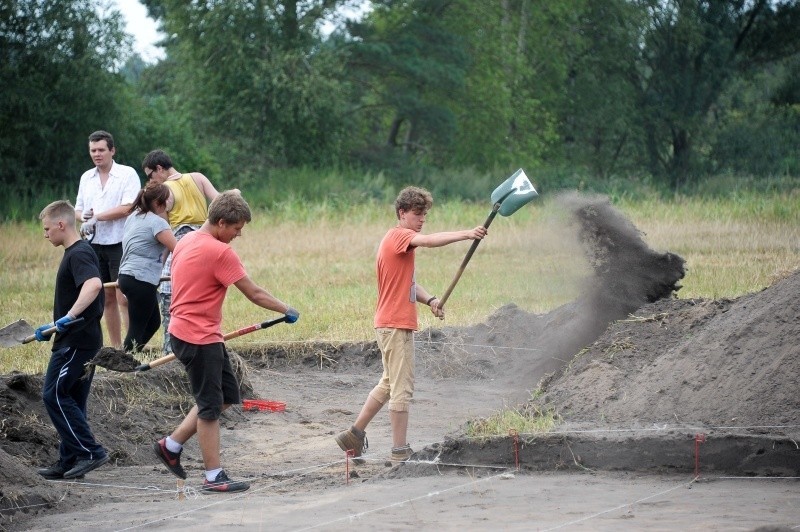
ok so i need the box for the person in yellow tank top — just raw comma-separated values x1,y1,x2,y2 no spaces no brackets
143,150,220,227
142,150,222,354
163,174,209,227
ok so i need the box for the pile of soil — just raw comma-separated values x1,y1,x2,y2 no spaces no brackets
414,269,799,476
429,193,798,432
0,366,202,522
534,271,800,430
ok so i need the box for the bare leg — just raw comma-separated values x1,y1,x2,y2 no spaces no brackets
389,410,409,448
170,404,231,471
197,418,221,471
117,287,129,341
103,286,121,348
170,405,199,444
353,395,383,432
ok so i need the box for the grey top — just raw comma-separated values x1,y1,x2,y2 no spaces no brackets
120,212,171,285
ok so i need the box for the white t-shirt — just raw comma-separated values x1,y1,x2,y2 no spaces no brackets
75,161,141,245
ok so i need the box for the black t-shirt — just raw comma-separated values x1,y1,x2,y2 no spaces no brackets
53,240,104,351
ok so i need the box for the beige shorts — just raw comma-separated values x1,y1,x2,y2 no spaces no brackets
369,328,414,412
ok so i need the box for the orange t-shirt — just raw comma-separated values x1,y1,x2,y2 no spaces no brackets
168,231,246,344
374,226,418,330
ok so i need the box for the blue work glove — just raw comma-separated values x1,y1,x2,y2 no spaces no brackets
284,307,300,324
34,323,55,342
54,314,77,333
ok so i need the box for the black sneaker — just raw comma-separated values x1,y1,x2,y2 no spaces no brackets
153,438,187,479
63,454,110,479
202,470,250,493
37,461,84,480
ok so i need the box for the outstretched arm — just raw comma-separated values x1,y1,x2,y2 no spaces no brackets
410,226,487,248
94,204,134,222
233,275,291,314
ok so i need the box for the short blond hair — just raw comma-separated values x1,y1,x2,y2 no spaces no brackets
39,200,75,222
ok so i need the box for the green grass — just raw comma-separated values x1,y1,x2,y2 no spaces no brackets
465,403,559,438
1,191,798,375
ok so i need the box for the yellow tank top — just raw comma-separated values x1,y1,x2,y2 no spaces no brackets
165,174,208,227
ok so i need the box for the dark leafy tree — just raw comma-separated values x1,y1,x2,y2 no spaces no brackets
345,0,469,167
630,0,800,188
558,0,644,178
708,53,800,177
0,0,134,199
142,0,353,173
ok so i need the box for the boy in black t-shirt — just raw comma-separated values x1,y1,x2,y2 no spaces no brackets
35,200,109,480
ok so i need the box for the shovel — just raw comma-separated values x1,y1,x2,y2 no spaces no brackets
439,168,538,307
91,315,291,372
0,318,85,347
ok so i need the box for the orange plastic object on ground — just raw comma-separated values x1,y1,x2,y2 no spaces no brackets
242,399,286,412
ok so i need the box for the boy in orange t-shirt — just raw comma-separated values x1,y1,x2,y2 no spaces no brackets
335,186,487,462
152,191,299,493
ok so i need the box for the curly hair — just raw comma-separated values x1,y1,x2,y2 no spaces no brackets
394,186,433,219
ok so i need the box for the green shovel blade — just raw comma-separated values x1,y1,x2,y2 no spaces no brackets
490,168,538,216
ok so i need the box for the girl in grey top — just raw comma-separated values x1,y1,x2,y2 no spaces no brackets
118,185,177,352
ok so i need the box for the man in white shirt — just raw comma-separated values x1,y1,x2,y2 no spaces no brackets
74,131,141,348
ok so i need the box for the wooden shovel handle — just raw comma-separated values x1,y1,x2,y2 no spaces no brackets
103,276,170,289
134,316,290,372
439,186,520,307
22,317,85,344
134,353,176,372
22,325,56,345
439,204,502,307
223,316,289,340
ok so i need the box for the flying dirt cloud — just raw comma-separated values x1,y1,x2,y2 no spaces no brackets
561,191,686,343
423,192,686,402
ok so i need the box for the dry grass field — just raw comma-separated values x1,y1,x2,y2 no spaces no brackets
1,192,797,374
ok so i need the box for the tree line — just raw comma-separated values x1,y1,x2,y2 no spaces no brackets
2,0,799,218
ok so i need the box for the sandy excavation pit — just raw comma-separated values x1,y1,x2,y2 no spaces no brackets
1,192,798,530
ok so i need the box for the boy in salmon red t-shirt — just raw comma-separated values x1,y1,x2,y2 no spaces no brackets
152,191,299,493
335,186,487,463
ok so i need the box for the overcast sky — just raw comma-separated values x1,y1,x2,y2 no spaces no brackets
115,0,164,63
